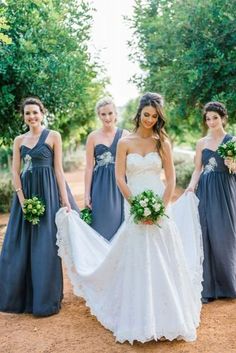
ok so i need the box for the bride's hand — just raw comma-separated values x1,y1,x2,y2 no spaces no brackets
142,219,154,225
185,186,194,194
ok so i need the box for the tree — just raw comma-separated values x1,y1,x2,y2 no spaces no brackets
119,97,139,132
0,0,106,145
129,0,236,141
0,15,12,44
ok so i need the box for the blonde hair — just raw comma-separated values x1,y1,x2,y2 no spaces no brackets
95,97,117,115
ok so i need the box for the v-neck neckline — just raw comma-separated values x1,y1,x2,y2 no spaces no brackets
20,128,46,151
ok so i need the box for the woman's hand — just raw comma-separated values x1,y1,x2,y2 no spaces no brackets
85,196,92,209
62,200,71,213
185,186,195,194
142,219,154,225
224,157,236,173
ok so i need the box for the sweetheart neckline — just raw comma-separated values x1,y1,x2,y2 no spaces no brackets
20,142,53,152
127,152,159,158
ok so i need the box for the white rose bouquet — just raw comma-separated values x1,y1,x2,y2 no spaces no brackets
129,190,168,227
23,197,45,225
217,139,236,174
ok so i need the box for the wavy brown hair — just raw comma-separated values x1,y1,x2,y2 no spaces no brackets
133,92,168,159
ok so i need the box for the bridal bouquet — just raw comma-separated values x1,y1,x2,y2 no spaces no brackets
129,190,167,227
23,197,45,225
217,139,236,173
80,207,92,225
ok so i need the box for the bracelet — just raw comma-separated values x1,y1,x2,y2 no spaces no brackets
15,188,22,193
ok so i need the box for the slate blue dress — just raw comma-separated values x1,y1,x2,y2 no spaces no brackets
0,129,79,316
90,128,124,240
196,134,236,299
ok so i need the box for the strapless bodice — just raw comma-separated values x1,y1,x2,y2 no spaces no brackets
126,152,164,196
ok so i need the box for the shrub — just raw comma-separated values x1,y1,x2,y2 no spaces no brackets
62,147,85,172
0,175,14,213
175,161,194,189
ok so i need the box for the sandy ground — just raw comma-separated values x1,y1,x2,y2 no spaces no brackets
0,170,236,353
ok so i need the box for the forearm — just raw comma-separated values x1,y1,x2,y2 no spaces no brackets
116,177,132,202
84,167,93,199
162,180,175,207
55,169,69,204
188,170,202,190
12,171,25,206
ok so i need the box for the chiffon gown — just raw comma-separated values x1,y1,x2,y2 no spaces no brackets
196,134,236,299
90,128,124,240
0,129,79,316
56,152,203,344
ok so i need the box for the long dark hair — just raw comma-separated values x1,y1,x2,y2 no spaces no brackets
134,92,168,158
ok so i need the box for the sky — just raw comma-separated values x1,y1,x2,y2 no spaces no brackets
89,0,141,106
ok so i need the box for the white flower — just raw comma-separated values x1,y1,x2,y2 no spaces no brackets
139,200,147,207
222,144,227,148
154,203,161,212
144,207,151,217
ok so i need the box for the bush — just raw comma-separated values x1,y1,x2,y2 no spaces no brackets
0,175,14,213
175,161,194,189
62,147,85,173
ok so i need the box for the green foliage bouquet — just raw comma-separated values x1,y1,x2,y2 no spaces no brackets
129,190,168,227
217,139,236,173
80,207,92,225
23,197,45,225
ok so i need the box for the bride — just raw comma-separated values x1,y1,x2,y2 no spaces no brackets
56,92,203,344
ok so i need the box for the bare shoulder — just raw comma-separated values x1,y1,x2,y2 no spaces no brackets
14,134,24,147
117,134,131,151
196,137,206,151
48,130,61,142
162,138,172,151
119,132,135,145
86,130,99,142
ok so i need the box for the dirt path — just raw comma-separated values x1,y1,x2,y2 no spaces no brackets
0,170,235,353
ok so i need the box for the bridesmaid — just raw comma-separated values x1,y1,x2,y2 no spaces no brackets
0,97,79,316
186,101,236,303
84,97,129,240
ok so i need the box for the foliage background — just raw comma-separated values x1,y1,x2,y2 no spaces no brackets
124,0,236,143
0,0,106,146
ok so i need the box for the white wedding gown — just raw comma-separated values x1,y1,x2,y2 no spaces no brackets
56,152,203,344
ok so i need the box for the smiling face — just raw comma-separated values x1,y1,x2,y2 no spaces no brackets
23,104,43,128
98,103,117,128
205,111,224,130
139,105,158,130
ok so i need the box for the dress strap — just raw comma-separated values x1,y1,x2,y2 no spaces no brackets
37,128,50,146
224,134,234,143
110,128,123,152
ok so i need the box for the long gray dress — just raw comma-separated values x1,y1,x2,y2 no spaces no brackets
0,129,79,316
196,134,236,299
90,128,124,240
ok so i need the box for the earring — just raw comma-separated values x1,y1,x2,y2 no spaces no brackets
22,123,28,131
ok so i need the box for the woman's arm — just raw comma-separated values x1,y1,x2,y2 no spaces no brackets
84,132,95,208
186,139,203,192
12,136,25,207
53,131,71,212
162,139,176,207
115,139,132,201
